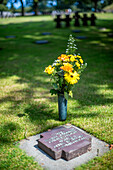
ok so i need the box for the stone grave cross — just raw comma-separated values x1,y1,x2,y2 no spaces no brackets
54,14,62,28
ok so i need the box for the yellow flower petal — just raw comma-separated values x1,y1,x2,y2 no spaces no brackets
60,63,73,72
44,65,54,74
64,71,80,84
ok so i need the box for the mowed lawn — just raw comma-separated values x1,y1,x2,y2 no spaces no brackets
0,13,113,169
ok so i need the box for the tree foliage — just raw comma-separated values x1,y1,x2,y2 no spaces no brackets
0,0,8,16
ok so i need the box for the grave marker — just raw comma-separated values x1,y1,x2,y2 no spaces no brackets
38,125,92,161
35,40,49,44
54,15,62,28
64,14,71,27
42,32,52,35
108,32,113,38
76,36,87,39
5,35,16,38
99,27,107,31
72,30,81,33
73,12,81,27
82,14,89,26
90,13,96,26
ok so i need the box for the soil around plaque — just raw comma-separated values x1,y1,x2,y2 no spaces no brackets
38,125,92,161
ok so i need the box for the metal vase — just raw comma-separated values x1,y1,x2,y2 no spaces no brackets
58,93,67,121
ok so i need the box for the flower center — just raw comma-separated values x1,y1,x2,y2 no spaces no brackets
71,75,73,78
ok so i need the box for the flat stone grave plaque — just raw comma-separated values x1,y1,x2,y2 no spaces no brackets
42,32,52,35
2,25,7,28
38,125,92,161
99,27,107,31
72,30,81,33
35,40,49,44
5,35,16,39
76,36,87,39
108,32,113,37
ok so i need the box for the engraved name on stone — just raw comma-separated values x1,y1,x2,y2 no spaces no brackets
45,128,77,144
44,128,87,150
54,136,87,150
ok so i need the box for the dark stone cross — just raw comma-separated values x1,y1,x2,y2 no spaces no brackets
64,14,71,27
73,12,81,27
90,13,96,26
82,14,89,26
54,15,62,28
38,125,92,161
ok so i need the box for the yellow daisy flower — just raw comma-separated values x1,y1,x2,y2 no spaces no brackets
79,59,83,64
76,62,81,69
64,71,80,84
68,55,76,62
44,65,55,74
77,55,82,58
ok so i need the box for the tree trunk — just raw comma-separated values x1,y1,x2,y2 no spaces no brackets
94,0,98,12
20,0,24,16
0,11,3,18
34,2,38,16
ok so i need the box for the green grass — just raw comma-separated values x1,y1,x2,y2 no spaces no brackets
0,13,113,169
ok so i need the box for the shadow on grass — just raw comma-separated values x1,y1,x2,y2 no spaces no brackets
24,103,57,121
0,122,21,143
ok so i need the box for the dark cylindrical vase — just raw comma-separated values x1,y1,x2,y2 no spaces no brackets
58,93,67,121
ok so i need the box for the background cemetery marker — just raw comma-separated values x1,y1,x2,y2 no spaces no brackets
54,13,96,28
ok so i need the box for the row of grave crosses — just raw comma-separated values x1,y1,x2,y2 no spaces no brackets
54,12,96,28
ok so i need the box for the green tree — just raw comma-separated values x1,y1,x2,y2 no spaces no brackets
0,0,8,17
8,0,24,16
26,0,41,16
55,0,75,9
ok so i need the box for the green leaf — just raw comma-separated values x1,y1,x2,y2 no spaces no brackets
58,70,64,77
50,89,58,95
59,78,63,87
52,83,58,90
64,92,68,100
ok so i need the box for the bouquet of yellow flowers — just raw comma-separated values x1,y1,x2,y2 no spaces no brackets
44,35,87,99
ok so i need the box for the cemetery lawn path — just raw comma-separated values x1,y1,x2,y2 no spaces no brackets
0,13,113,169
